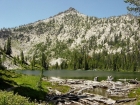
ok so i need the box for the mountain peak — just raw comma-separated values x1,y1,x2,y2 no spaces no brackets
68,7,77,11
53,7,79,17
64,7,78,13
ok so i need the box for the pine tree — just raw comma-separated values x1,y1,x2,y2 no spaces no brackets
41,52,47,70
13,57,16,65
31,54,35,70
60,61,68,70
55,62,59,70
112,54,117,71
73,51,77,70
37,68,43,90
20,50,24,65
6,37,12,55
83,53,88,70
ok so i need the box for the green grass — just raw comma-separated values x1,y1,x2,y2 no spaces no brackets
128,88,140,105
128,88,140,100
42,81,70,93
137,102,140,105
11,73,70,101
11,74,70,93
12,75,41,89
0,69,70,101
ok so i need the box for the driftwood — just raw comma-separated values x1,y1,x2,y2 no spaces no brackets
94,76,98,81
118,78,140,84
83,93,116,105
116,98,136,103
129,80,139,84
46,91,116,105
107,75,113,81
46,77,138,105
79,99,99,105
77,87,92,95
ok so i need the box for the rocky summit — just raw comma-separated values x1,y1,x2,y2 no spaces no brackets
0,7,140,70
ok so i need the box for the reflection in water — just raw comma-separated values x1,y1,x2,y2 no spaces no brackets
15,70,138,103
84,87,108,97
16,70,140,81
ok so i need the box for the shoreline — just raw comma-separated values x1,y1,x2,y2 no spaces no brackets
43,76,139,105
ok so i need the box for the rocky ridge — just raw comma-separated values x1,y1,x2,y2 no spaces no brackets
0,7,140,69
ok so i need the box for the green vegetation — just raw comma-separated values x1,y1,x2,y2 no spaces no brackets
0,91,34,105
26,39,140,71
0,55,5,70
137,102,140,105
6,37,12,56
0,69,70,103
0,9,140,72
124,0,140,31
20,50,25,65
11,73,70,93
41,52,48,70
124,0,140,15
128,88,140,105
128,88,140,100
0,6,140,104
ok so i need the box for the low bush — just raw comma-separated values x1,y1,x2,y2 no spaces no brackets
0,91,34,105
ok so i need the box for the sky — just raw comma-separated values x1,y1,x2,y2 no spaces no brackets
0,0,129,29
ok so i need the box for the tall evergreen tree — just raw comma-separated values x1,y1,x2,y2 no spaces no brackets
112,54,117,71
83,53,88,70
55,62,59,70
6,37,12,55
20,50,24,65
31,54,35,70
37,68,43,90
60,61,68,70
41,52,47,70
13,57,16,65
73,51,77,70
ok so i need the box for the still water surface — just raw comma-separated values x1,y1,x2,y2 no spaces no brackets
16,70,140,81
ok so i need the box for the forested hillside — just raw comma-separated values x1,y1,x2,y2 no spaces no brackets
0,7,140,71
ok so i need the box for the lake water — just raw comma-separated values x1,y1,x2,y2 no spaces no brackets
16,70,140,81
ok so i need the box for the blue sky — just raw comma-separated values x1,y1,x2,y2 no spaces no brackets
0,0,129,29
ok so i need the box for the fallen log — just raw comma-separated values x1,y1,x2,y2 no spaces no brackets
71,101,85,105
79,99,99,105
129,80,139,84
83,93,116,105
116,98,136,103
77,87,92,95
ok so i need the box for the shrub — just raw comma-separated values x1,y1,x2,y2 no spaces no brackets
0,91,34,105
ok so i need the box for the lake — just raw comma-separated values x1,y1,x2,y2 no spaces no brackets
15,70,140,81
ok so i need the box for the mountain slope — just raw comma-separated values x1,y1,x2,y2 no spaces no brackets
0,7,140,70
